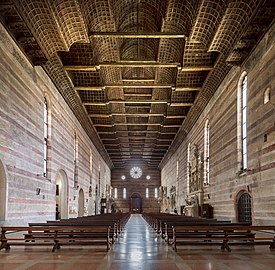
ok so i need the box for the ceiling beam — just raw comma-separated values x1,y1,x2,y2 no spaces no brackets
105,84,173,89
179,66,213,72
122,78,155,82
169,103,193,107
124,94,152,97
89,32,187,39
84,100,167,105
89,113,163,117
83,101,193,106
105,143,170,146
102,137,173,141
97,131,177,134
175,87,202,91
105,146,166,149
94,123,181,127
166,115,186,119
89,114,111,118
64,61,180,70
75,84,173,90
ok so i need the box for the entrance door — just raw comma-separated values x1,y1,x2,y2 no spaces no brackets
130,193,142,213
237,192,252,223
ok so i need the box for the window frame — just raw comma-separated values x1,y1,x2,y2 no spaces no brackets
146,188,149,199
43,97,48,177
123,188,127,199
204,120,210,185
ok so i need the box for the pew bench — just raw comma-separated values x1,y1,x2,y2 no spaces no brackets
29,221,117,243
0,225,112,252
172,225,275,252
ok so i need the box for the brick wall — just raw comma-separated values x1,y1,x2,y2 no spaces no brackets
112,165,161,213
161,22,275,224
0,24,111,226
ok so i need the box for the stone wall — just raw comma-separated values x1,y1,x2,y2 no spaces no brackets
161,22,275,224
0,24,111,225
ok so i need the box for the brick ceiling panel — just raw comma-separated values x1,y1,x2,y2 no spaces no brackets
48,0,89,49
209,0,262,56
3,0,273,168
190,0,228,47
13,0,66,57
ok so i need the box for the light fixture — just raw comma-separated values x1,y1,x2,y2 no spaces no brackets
121,175,126,180
146,175,151,180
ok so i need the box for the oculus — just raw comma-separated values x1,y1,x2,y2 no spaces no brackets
130,167,142,179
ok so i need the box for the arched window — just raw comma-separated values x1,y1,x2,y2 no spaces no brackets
146,188,149,198
187,143,191,193
237,72,248,172
114,188,118,199
123,188,126,199
204,120,210,185
241,75,248,170
154,187,158,199
264,88,270,104
73,130,78,188
43,97,48,177
89,149,93,184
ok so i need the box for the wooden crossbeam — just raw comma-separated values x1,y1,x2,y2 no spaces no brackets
179,66,213,72
124,94,152,97
175,87,202,91
122,78,155,82
75,84,172,90
102,137,173,141
97,131,177,134
93,123,181,127
89,113,165,117
64,61,180,70
83,101,193,106
105,84,173,88
166,115,186,119
169,103,193,107
89,32,187,39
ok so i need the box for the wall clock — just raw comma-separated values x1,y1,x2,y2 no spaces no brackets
130,166,142,179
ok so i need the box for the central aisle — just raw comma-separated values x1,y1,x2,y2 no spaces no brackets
98,214,184,270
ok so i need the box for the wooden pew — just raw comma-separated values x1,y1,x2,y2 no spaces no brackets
0,225,112,252
172,225,275,252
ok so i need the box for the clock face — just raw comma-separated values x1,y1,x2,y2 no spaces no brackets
130,167,142,179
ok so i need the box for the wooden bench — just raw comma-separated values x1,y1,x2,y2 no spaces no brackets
0,225,112,252
172,225,275,252
29,221,118,243
163,221,250,244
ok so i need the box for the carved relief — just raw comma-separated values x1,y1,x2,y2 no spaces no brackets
189,144,204,193
170,186,176,210
185,144,204,217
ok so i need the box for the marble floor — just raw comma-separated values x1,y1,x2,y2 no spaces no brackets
0,214,274,270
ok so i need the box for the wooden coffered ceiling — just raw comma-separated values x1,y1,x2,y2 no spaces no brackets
1,0,274,169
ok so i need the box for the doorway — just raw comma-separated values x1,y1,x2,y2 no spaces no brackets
78,188,85,217
130,193,142,213
237,192,252,223
55,170,68,220
0,159,7,222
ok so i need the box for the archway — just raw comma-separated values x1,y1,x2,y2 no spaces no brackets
237,191,252,223
78,188,85,217
0,159,7,221
55,170,68,219
130,193,142,213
